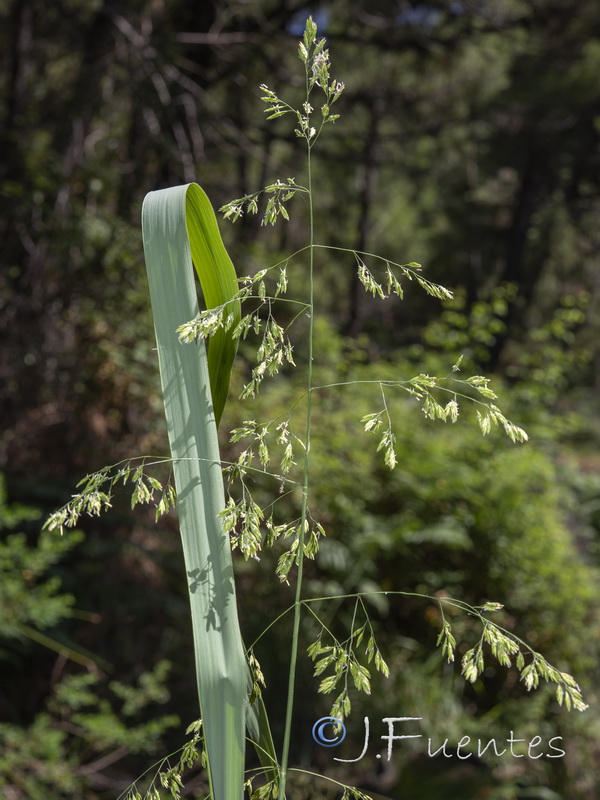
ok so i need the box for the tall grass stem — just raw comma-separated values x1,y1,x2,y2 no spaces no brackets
278,138,315,797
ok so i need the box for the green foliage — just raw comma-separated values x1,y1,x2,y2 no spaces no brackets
0,664,180,800
0,479,79,638
420,285,593,430
0,714,81,800
0,479,179,800
49,663,179,754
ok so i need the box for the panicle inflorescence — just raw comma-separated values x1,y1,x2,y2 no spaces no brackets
43,458,177,535
435,602,587,711
306,599,389,722
361,367,528,470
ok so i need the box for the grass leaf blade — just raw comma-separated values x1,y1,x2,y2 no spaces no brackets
185,183,241,427
142,184,247,800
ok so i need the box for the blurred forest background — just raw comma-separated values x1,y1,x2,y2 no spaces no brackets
1,0,600,798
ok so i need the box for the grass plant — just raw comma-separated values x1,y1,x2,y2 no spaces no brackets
44,17,587,800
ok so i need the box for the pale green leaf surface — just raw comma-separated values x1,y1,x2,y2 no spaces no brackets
142,184,248,800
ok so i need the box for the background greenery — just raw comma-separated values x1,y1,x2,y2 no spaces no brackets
1,1,599,797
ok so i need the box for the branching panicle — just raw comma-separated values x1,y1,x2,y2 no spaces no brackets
435,603,587,711
360,367,528,469
306,600,389,722
43,458,176,535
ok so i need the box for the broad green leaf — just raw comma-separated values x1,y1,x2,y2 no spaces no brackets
185,183,241,427
141,184,277,799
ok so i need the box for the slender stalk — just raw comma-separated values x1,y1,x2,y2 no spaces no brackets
278,136,315,797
